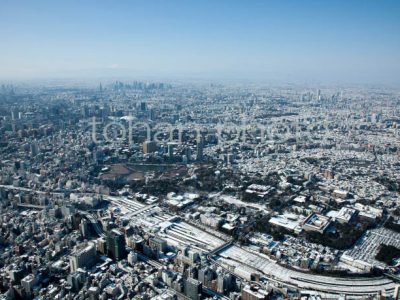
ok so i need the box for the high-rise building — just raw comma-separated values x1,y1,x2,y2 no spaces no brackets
317,89,321,101
217,273,233,294
96,237,106,254
80,219,89,238
184,278,202,300
69,243,97,273
21,274,38,297
11,110,17,121
185,147,191,162
107,229,126,260
143,141,157,154
188,249,200,264
149,237,167,253
196,140,203,161
30,141,39,157
67,272,83,292
148,108,155,121
198,267,215,288
127,251,138,266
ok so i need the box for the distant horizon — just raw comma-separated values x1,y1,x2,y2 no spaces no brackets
1,74,400,90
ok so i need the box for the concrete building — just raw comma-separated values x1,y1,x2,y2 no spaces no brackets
184,278,202,300
69,242,97,273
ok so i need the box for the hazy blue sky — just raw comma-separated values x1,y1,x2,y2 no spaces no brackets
1,0,399,84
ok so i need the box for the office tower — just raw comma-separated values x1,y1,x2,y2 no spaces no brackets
69,243,96,273
185,147,191,162
143,141,157,154
67,272,83,292
107,229,126,261
188,249,199,264
217,273,233,294
30,141,39,157
127,251,138,266
148,108,155,121
88,286,100,300
188,266,198,279
9,268,23,284
96,237,106,254
21,274,38,297
81,106,89,118
198,267,215,288
149,237,167,253
196,140,203,161
184,278,202,300
140,102,147,111
80,219,89,238
174,277,184,293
